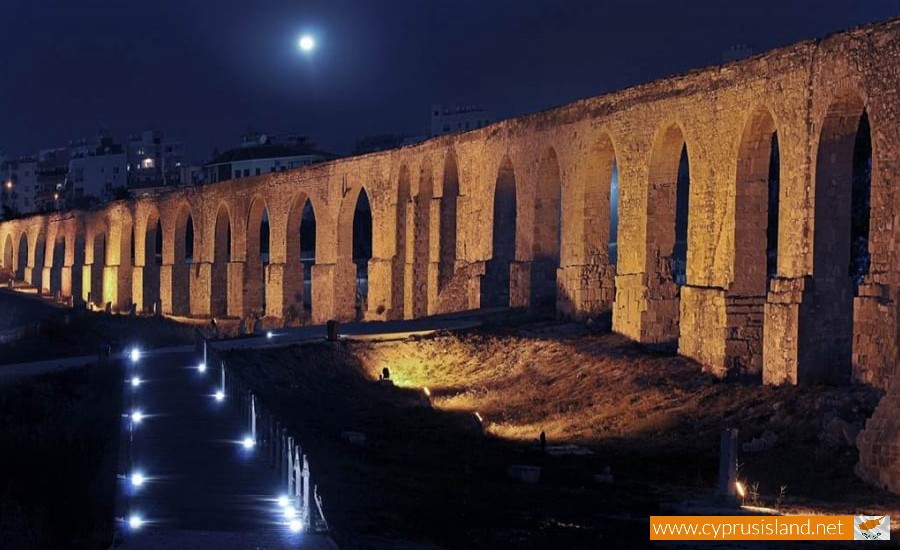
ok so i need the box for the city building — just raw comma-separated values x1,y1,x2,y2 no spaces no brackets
1,157,39,216
204,132,335,184
430,104,493,137
127,130,186,190
68,136,127,204
35,148,70,212
723,44,755,63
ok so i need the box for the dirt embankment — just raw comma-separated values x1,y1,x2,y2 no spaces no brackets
225,322,899,548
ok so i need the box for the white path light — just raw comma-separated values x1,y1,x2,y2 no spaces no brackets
131,410,144,424
214,390,225,402
131,376,141,388
242,436,255,449
131,472,145,487
198,362,207,373
277,495,289,508
288,518,303,532
128,514,143,530
130,348,140,363
266,331,273,339
284,505,297,519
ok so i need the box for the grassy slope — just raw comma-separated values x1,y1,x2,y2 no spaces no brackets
227,322,900,547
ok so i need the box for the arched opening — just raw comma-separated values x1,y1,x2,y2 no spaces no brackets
609,161,620,266
32,231,46,289
286,194,316,320
439,153,459,292
353,189,373,319
800,93,871,383
730,107,780,379
142,216,162,313
482,156,517,308
91,229,106,307
172,206,194,316
212,205,232,318
15,233,26,281
412,162,433,317
395,167,411,318
532,148,562,309
2,234,12,275
246,198,270,317
50,235,65,296
645,124,690,343
72,230,85,306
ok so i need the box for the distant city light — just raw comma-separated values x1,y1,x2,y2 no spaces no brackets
288,518,303,532
131,411,144,424
214,390,225,402
277,495,289,508
130,348,140,362
197,362,207,373
242,436,255,449
131,376,141,388
128,514,143,530
298,35,315,52
131,472,145,487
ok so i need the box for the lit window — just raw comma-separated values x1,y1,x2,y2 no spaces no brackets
142,158,154,169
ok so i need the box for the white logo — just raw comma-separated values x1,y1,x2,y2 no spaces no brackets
854,516,890,541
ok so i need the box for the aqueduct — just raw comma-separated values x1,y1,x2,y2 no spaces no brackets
2,19,899,491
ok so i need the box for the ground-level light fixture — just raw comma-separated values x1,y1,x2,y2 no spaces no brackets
423,387,431,397
131,376,141,388
288,518,303,532
242,436,255,449
284,505,297,519
131,410,144,424
214,390,225,402
130,348,141,363
197,362,207,373
277,495,289,508
266,331,273,339
128,514,143,530
131,472,145,487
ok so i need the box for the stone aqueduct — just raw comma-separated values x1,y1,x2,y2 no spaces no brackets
2,19,900,486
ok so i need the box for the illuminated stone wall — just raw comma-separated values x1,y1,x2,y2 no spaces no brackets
1,21,898,393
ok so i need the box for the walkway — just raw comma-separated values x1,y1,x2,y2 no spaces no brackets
117,347,335,549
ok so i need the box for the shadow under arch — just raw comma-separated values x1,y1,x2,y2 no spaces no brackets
482,155,518,308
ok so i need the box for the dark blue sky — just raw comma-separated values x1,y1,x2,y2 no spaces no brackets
1,0,897,161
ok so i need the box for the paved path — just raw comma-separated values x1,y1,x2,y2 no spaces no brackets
117,348,335,549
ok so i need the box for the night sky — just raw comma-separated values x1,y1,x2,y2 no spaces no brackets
1,0,897,161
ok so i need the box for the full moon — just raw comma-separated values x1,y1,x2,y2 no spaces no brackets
298,35,315,52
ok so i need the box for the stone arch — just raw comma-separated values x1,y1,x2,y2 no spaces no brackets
395,165,412,318
438,151,459,292
411,159,433,318
31,227,46,290
212,203,233,318
285,192,317,320
50,230,66,296
336,185,373,321
15,231,27,281
89,220,108,308
482,155,518,308
2,233,12,275
799,90,871,383
729,106,781,379
171,203,195,316
139,208,162,314
245,196,271,317
531,147,562,309
644,121,691,344
70,220,85,306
